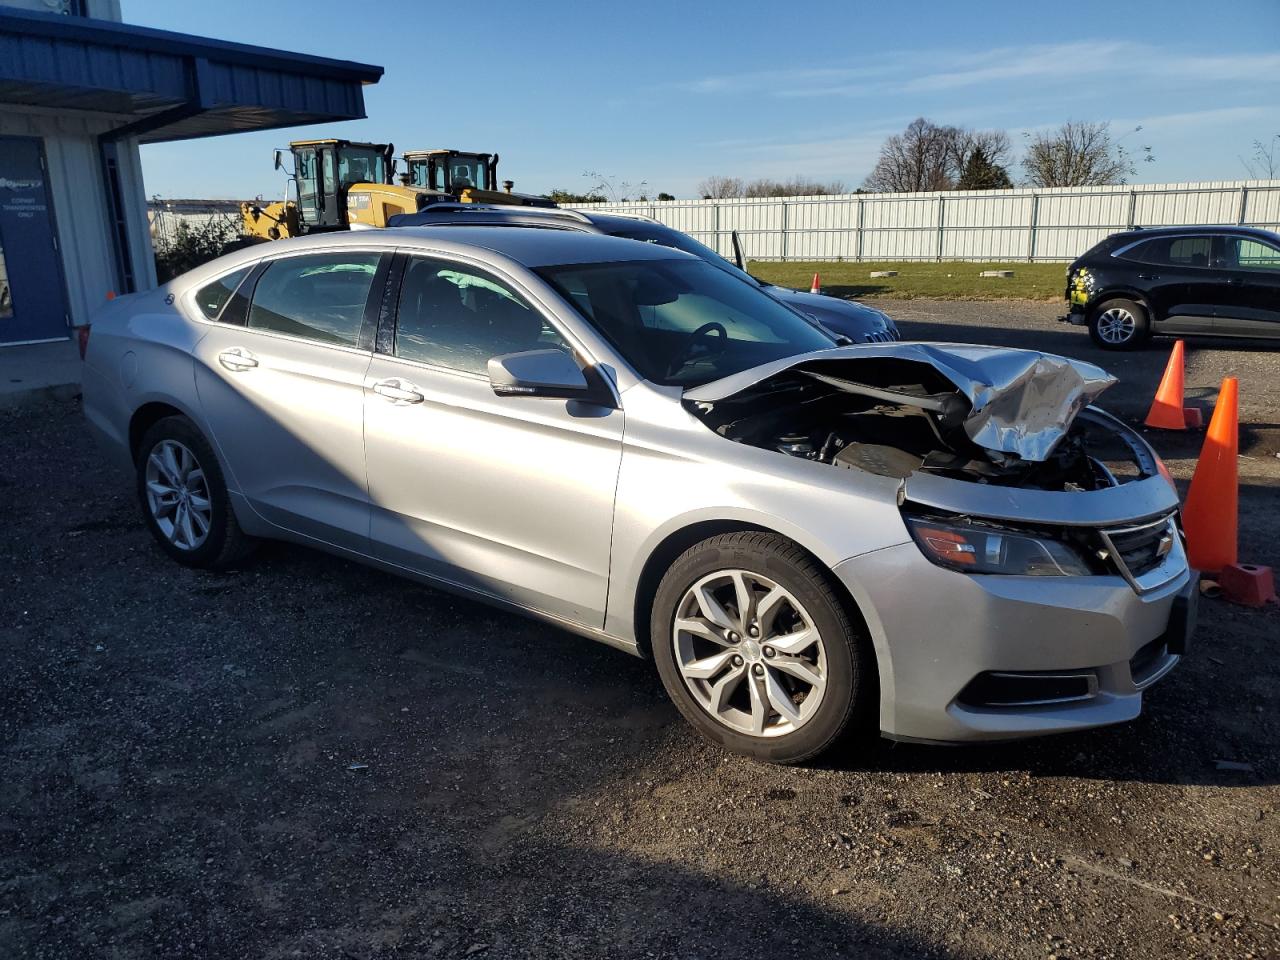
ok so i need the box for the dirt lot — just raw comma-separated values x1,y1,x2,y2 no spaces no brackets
2,303,1278,959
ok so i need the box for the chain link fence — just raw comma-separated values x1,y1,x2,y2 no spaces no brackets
147,199,245,252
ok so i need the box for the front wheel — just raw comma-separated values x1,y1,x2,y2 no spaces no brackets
651,532,875,764
1089,298,1150,350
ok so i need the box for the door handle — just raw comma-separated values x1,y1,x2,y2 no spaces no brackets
218,347,259,371
1225,277,1245,286
372,378,425,404
1136,273,1160,281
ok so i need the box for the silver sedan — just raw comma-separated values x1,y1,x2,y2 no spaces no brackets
83,228,1194,763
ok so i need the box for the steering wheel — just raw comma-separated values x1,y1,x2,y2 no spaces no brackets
665,321,728,378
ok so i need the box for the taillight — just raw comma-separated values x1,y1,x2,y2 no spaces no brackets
76,324,91,360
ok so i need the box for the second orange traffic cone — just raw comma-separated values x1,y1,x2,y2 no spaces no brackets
810,273,821,295
1144,340,1188,430
1182,376,1239,573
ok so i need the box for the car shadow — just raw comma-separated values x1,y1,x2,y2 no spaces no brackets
819,283,892,299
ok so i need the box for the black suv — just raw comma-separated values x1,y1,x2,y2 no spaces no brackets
1063,225,1280,349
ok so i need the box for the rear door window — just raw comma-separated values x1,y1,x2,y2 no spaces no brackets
1166,236,1212,267
1117,236,1212,267
247,252,381,347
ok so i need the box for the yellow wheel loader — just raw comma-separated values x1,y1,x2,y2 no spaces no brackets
240,139,449,241
400,149,555,207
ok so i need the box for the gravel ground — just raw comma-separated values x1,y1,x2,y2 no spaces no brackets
2,303,1278,959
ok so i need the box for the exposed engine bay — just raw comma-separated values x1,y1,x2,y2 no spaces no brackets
684,347,1155,492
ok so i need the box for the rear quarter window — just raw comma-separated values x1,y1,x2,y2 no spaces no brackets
194,266,253,321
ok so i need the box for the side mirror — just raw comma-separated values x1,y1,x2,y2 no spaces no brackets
273,149,294,175
487,349,615,406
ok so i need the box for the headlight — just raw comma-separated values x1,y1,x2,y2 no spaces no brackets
904,515,1092,577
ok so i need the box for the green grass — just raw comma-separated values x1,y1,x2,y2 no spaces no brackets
748,260,1068,302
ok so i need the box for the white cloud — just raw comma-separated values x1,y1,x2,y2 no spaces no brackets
678,41,1280,100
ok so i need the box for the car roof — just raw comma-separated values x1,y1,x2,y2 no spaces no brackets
192,227,694,287
1109,224,1280,242
387,225,689,265
231,224,691,268
396,203,673,235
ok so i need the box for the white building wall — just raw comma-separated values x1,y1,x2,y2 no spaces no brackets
0,105,153,326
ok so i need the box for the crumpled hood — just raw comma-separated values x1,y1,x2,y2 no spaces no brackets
683,342,1117,462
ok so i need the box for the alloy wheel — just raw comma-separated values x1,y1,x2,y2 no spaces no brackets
1096,306,1137,345
672,569,828,737
143,439,212,551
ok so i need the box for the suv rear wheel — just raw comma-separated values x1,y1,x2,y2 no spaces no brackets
651,532,875,764
1089,298,1150,349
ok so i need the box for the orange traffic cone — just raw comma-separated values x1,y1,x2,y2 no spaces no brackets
1144,340,1187,430
1182,376,1239,573
810,273,821,295
106,290,116,300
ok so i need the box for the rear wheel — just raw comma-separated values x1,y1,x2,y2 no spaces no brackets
1089,298,1149,349
651,532,875,764
136,416,254,569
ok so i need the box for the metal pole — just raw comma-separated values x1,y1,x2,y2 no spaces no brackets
781,200,789,261
1027,193,1040,262
1237,185,1249,225
936,195,945,261
1127,189,1138,229
855,197,865,262
713,202,720,255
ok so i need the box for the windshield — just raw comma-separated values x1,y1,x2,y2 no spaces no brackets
446,155,489,191
607,224,745,276
336,147,386,187
536,258,836,387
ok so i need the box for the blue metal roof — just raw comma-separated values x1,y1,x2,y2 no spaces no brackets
0,7,383,142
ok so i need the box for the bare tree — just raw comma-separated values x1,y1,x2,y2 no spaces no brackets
1021,121,1152,187
862,118,1010,193
698,175,745,199
863,118,958,192
583,170,649,202
1240,134,1279,179
743,175,848,198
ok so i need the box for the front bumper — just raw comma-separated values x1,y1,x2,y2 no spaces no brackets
1059,304,1087,326
835,537,1193,743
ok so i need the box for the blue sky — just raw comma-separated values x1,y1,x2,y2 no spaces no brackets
133,0,1280,200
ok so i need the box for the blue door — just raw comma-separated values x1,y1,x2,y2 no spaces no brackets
0,136,69,345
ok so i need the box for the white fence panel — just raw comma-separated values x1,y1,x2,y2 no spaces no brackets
148,180,1280,264
569,179,1280,262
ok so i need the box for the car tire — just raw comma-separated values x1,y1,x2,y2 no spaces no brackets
135,415,255,569
1088,298,1150,350
651,531,875,764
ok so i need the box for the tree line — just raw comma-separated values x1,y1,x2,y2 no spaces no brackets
698,118,1155,199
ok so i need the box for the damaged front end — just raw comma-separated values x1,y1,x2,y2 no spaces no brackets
684,343,1185,591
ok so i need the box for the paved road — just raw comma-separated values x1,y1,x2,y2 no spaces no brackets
2,306,1278,959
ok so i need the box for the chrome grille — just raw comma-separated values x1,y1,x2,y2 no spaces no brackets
860,329,900,343
1099,515,1177,589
